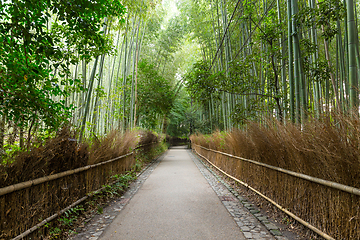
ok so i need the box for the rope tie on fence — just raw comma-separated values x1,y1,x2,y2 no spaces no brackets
194,144,360,196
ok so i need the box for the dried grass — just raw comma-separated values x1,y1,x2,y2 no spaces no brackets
0,127,88,188
0,128,162,188
88,130,138,165
0,128,163,239
191,112,360,239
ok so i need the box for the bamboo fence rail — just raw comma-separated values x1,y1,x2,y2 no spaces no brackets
192,143,360,239
0,142,160,240
0,152,133,197
194,144,360,196
193,147,335,240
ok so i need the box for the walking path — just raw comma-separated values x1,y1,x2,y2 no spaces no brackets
73,147,286,240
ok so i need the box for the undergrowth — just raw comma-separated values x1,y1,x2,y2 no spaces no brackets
42,171,138,240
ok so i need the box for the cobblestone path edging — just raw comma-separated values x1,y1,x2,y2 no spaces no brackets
188,150,288,240
71,152,167,240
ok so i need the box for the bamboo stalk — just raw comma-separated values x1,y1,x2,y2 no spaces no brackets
347,0,359,109
291,0,302,123
287,0,295,122
277,0,287,120
194,144,360,196
192,147,335,240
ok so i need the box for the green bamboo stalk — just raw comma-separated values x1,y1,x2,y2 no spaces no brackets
310,0,321,117
336,10,346,112
277,0,287,120
91,53,106,134
291,0,303,123
0,114,5,158
287,0,295,122
134,22,146,128
79,56,99,142
347,0,358,110
322,31,341,112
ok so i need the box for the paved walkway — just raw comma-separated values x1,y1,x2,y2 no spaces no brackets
100,147,246,239
73,147,282,240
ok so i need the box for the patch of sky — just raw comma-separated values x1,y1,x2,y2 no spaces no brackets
161,0,180,29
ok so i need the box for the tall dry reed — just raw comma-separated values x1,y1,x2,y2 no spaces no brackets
0,128,88,187
0,128,163,239
0,129,157,188
191,113,360,239
89,130,138,165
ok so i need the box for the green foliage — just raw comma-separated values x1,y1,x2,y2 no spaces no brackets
231,98,263,125
58,205,84,226
48,227,62,239
137,59,175,129
2,143,22,164
186,59,264,126
185,61,218,103
132,161,143,172
225,60,263,95
0,0,125,129
167,93,191,137
257,10,282,46
110,172,137,191
296,0,345,42
186,59,263,100
97,206,103,214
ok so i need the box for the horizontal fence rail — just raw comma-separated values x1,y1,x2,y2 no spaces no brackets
192,143,360,239
0,141,161,240
192,147,334,240
12,196,88,240
0,152,133,197
194,144,360,196
11,171,135,240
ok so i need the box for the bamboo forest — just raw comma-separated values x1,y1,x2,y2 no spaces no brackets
2,0,360,140
1,0,360,239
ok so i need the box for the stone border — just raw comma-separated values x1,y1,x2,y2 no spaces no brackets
188,150,288,240
70,152,167,240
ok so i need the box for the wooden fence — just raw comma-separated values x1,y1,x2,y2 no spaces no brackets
193,144,360,240
0,143,158,239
